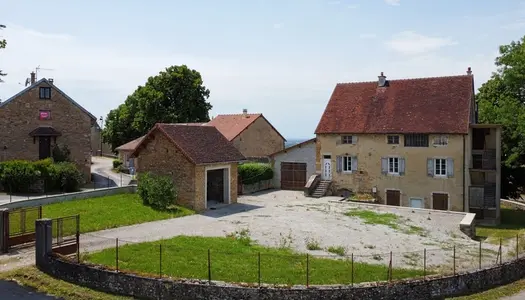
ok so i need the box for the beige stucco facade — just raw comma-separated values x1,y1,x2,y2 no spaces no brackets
136,130,238,212
316,134,470,211
232,116,285,158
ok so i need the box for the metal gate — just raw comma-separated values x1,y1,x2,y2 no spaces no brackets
1,206,42,253
51,215,80,257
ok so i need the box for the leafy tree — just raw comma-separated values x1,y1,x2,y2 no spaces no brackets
103,65,212,150
0,24,7,82
477,36,525,198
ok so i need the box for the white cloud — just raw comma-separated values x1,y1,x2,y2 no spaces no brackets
385,31,458,55
347,4,359,9
273,23,283,29
359,33,377,39
384,0,400,6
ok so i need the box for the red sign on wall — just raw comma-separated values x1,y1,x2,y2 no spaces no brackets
39,110,51,120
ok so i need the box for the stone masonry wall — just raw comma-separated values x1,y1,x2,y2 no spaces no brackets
233,116,285,158
0,81,93,181
136,130,197,210
39,253,525,300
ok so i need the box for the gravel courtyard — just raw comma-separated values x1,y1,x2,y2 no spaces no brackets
76,190,506,273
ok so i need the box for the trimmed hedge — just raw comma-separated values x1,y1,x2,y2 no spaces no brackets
0,158,84,193
137,172,177,210
238,163,273,185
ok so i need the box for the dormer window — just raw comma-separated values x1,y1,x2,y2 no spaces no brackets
39,87,51,99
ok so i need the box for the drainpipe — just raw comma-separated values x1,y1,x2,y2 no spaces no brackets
463,135,466,212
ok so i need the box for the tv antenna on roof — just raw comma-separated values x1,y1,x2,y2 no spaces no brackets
35,65,54,80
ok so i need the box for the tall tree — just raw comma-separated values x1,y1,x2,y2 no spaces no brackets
477,36,525,198
103,65,212,150
0,24,7,82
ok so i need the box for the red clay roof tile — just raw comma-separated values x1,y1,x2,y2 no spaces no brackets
315,74,474,134
207,113,263,141
115,135,145,151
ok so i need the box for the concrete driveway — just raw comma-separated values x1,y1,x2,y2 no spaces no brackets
0,280,57,299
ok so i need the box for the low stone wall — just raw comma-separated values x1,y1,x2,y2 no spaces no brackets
502,199,525,210
0,185,137,209
459,213,477,238
38,252,525,300
241,180,272,195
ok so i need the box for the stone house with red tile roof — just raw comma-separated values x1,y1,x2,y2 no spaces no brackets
312,69,502,223
131,123,246,211
0,72,97,182
115,135,145,169
207,109,286,159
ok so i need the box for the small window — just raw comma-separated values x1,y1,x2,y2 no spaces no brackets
39,110,51,120
39,87,51,99
404,134,429,147
388,157,399,174
433,135,448,146
387,135,399,144
342,156,353,172
341,135,354,144
434,158,447,176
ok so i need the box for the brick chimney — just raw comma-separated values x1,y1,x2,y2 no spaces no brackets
48,78,54,85
378,72,387,87
467,67,472,75
30,72,36,84
242,108,248,118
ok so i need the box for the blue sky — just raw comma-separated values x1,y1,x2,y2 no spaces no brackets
1,0,525,139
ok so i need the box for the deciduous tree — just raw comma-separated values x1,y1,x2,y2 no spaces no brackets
0,24,7,82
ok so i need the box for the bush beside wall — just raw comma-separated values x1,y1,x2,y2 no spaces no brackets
238,163,273,185
137,172,177,210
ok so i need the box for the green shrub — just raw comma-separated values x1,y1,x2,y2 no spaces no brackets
52,144,71,162
138,172,177,210
113,159,123,169
54,162,84,192
238,163,273,185
0,160,40,193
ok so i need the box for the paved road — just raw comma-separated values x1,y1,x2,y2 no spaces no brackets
0,280,58,299
501,291,525,299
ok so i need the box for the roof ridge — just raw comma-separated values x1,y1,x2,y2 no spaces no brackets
215,113,262,116
336,74,472,85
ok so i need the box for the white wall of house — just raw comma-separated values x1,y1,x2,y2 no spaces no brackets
272,141,316,189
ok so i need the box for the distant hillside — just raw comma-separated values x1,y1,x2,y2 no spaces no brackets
285,138,314,148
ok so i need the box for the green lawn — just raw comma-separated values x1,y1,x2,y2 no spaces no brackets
85,235,425,285
8,193,194,235
476,202,525,244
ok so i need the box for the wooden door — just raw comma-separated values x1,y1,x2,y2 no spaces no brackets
432,193,448,210
386,190,401,206
39,137,51,159
281,162,307,190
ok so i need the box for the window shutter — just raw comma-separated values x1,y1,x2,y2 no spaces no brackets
447,158,454,178
336,138,341,145
352,136,358,144
381,157,388,175
427,158,434,177
336,156,342,173
351,156,358,172
399,158,406,175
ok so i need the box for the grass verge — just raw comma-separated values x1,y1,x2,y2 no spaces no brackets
476,202,525,244
0,266,130,300
40,193,194,233
85,235,425,285
345,209,427,236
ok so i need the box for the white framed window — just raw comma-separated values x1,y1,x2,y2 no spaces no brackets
433,135,448,146
434,158,447,176
343,156,353,172
387,135,399,145
341,135,354,144
388,157,399,174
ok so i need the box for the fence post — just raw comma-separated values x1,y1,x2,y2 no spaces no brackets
499,238,503,265
207,249,212,283
38,206,43,219
120,172,123,187
517,234,519,260
423,249,426,279
20,209,26,234
116,238,119,272
453,245,456,275
351,253,354,286
388,251,392,281
479,240,482,269
76,215,80,263
107,176,110,188
159,244,162,279
9,184,11,203
0,209,9,253
258,252,261,288
306,254,309,288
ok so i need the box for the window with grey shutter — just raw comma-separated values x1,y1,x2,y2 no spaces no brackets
381,157,388,175
399,158,406,175
427,158,434,177
336,156,342,173
446,158,454,178
352,136,358,144
351,156,358,171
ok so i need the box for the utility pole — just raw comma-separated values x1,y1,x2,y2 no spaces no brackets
99,116,104,156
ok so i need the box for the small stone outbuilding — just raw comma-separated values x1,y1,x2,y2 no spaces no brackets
132,123,246,211
269,138,316,190
115,135,145,169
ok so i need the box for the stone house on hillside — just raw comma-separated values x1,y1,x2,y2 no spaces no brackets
131,123,246,211
0,72,97,181
312,69,502,224
207,109,286,159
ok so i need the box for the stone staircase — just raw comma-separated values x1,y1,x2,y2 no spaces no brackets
312,180,331,198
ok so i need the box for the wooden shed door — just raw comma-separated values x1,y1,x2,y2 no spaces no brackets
281,162,307,190
386,190,401,206
432,193,448,210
